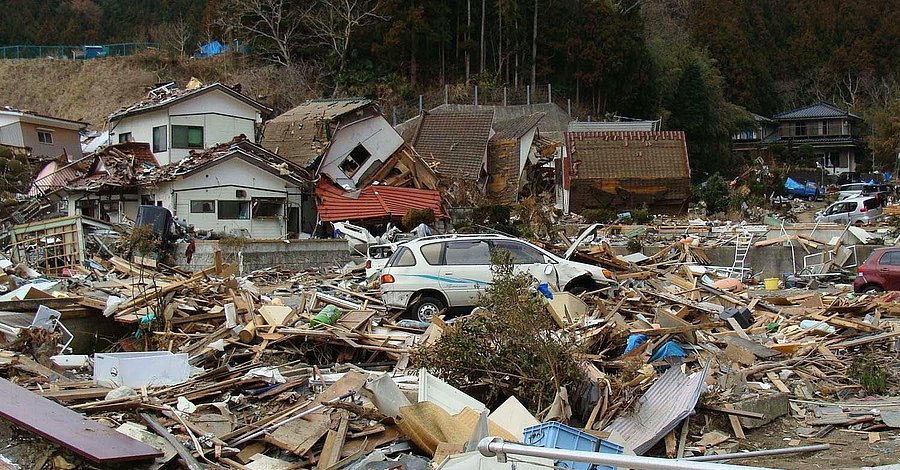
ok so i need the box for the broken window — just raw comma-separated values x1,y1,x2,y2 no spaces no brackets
152,125,167,153
172,125,203,149
37,130,53,144
118,132,132,144
339,144,371,177
190,200,215,213
217,200,249,220
252,198,283,218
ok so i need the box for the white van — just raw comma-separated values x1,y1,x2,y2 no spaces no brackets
379,234,617,321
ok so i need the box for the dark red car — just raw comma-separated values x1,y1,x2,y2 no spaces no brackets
853,248,900,293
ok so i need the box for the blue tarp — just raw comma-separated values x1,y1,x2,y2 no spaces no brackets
195,40,229,58
784,177,803,190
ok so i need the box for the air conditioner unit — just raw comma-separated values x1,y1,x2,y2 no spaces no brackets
236,190,247,198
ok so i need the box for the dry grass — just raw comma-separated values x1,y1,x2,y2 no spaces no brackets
0,52,322,129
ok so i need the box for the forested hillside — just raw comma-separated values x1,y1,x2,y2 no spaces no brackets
1,0,898,176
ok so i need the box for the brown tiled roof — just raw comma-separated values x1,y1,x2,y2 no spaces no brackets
411,110,494,180
261,99,373,168
565,131,690,180
491,112,545,141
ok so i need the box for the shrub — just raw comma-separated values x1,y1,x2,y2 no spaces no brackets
402,208,436,230
581,208,616,224
412,250,582,412
698,173,731,215
630,205,652,224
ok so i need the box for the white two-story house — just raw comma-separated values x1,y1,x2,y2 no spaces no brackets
107,82,271,166
0,107,86,159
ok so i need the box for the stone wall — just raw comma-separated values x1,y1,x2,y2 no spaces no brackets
174,239,357,274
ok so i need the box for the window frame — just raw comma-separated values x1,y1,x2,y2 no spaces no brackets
388,246,417,267
118,132,132,144
251,197,283,219
217,200,249,220
190,200,215,214
171,125,204,149
37,130,53,144
420,242,444,265
152,125,168,153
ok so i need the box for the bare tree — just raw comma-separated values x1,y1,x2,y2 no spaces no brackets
150,17,193,58
301,0,384,78
218,0,304,67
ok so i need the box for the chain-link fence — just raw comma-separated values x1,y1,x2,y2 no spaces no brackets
385,83,579,125
0,43,159,60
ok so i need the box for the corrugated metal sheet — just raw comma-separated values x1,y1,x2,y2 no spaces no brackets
316,180,447,222
604,361,710,455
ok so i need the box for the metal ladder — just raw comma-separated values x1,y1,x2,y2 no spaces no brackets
730,230,753,278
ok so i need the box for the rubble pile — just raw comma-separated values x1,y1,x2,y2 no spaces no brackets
1,227,900,469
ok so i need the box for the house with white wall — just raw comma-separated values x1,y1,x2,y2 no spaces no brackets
0,107,86,159
261,99,406,191
107,82,271,166
142,138,313,238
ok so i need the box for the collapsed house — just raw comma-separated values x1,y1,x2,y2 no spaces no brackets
562,131,691,214
487,112,558,203
61,137,314,238
263,99,446,228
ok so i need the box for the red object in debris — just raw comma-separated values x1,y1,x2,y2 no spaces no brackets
315,180,447,222
853,247,900,293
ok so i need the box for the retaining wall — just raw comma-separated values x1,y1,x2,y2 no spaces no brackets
174,239,357,274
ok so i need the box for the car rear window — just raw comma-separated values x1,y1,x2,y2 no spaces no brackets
864,198,882,209
387,247,416,267
420,243,443,265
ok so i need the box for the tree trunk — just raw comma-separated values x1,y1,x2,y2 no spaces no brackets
531,0,537,88
498,0,502,80
466,0,471,82
480,0,486,73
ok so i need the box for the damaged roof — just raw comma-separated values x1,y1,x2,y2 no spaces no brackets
566,131,690,180
491,112,545,141
70,142,160,190
144,136,311,187
410,110,495,181
316,179,447,222
261,98,374,168
108,83,272,121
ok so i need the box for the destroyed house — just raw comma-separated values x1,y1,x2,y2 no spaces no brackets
488,112,559,204
140,137,314,239
108,82,272,166
315,179,447,225
405,110,495,191
0,107,87,159
65,142,160,223
261,99,410,191
563,131,691,214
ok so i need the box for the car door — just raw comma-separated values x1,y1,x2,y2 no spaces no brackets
841,201,858,224
821,202,842,223
490,239,556,286
439,240,493,306
876,251,900,291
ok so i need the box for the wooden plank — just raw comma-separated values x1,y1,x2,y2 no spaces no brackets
0,378,162,463
317,410,349,469
724,404,745,439
766,372,792,393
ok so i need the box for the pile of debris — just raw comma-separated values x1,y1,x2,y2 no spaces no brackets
1,229,900,469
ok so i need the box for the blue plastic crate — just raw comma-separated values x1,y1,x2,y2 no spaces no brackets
523,422,603,470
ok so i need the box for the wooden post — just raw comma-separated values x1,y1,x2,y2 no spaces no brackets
526,85,531,105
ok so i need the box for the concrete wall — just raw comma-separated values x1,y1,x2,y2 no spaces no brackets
618,244,882,278
175,239,355,273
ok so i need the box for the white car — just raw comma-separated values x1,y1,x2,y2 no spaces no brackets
815,196,884,225
365,243,396,279
379,234,617,321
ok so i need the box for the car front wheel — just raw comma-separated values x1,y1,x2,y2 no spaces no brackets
863,285,884,294
406,295,446,322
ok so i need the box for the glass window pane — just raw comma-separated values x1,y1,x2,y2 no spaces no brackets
491,240,544,264
388,247,416,267
444,240,491,265
217,201,249,220
190,200,214,213
420,243,443,265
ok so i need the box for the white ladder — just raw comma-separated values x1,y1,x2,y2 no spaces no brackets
730,231,753,278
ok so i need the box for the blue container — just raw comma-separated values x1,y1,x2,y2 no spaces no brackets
523,421,623,470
